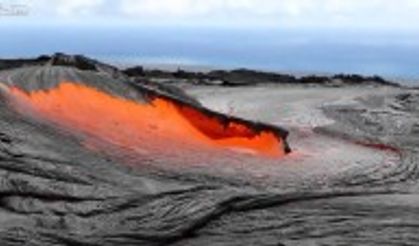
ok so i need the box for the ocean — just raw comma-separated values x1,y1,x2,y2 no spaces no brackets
1,25,419,84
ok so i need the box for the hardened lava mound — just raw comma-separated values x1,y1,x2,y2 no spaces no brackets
2,66,290,160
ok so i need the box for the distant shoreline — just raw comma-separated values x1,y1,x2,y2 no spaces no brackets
99,56,419,87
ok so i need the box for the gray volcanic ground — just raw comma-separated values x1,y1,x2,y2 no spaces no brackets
1,55,419,246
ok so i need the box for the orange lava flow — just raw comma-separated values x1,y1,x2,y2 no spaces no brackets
8,82,286,157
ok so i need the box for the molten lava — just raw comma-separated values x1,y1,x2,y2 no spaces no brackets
8,82,286,157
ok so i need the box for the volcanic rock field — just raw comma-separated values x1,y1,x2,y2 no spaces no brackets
0,54,418,245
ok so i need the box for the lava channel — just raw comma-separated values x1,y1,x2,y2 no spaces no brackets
7,82,289,157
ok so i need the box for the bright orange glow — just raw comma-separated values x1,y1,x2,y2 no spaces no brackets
8,82,286,157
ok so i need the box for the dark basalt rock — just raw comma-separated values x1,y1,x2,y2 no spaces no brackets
0,55,50,71
48,53,97,71
299,75,331,84
122,65,145,77
48,53,125,80
332,74,399,86
122,66,399,87
207,69,299,85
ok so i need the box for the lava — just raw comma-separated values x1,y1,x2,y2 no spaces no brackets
355,141,401,154
8,82,287,157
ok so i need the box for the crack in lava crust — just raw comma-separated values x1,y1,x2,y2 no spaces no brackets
7,81,287,158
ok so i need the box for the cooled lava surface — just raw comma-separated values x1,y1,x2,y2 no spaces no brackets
0,57,419,246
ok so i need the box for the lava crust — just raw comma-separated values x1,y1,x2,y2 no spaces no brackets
0,55,418,246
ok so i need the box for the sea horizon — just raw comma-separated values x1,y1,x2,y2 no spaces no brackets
1,26,419,85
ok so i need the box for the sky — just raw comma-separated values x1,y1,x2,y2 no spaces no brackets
1,0,419,31
1,0,419,81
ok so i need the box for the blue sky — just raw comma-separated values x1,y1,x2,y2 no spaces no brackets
1,0,419,80
1,0,419,31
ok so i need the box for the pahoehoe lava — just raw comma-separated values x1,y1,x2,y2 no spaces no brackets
0,54,419,246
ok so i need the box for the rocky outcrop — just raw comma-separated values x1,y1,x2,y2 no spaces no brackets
48,53,97,71
122,65,145,77
48,53,125,79
0,53,126,80
0,55,50,71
